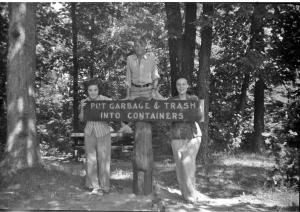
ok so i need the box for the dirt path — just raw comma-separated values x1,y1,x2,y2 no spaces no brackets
0,155,298,211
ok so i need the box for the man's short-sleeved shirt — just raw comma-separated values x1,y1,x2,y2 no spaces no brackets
126,52,160,87
84,95,112,138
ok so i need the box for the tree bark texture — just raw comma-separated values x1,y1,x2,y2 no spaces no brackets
254,77,265,152
236,72,250,113
1,3,39,173
165,3,183,96
89,12,95,78
236,3,265,114
71,3,79,132
251,3,266,153
249,4,265,54
182,3,197,86
165,3,197,95
197,3,213,164
132,122,153,195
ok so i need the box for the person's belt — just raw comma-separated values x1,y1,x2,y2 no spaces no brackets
131,83,152,88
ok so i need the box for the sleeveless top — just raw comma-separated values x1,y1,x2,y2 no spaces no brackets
169,94,202,140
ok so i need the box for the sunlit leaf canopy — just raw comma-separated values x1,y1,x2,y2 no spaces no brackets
0,2,298,187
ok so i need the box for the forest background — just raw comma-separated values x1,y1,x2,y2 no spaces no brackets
0,2,299,192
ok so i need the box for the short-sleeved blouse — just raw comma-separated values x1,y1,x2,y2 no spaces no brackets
84,95,111,138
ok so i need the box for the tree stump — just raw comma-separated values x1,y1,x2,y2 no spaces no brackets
132,121,153,195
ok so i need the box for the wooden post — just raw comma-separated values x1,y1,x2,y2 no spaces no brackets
132,121,153,195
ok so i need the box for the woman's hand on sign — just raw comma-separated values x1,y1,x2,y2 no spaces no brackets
79,99,87,122
80,99,87,109
152,89,167,100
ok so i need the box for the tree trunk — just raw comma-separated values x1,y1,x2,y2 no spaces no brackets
253,77,265,152
0,14,7,154
236,72,250,113
89,12,95,78
236,4,265,115
165,3,198,95
182,3,197,86
249,4,265,55
1,3,39,173
197,3,213,164
71,3,79,132
251,3,266,153
165,3,183,96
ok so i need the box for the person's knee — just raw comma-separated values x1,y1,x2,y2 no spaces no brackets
86,153,97,161
181,153,193,163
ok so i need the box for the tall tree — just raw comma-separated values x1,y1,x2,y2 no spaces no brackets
89,10,95,78
1,3,39,173
71,3,79,132
251,3,266,153
182,3,197,87
0,3,9,152
237,3,264,113
165,3,183,96
197,3,214,163
165,2,197,95
234,4,253,114
236,73,250,113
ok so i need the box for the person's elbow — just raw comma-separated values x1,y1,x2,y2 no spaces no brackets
198,111,203,121
79,112,84,122
197,107,204,121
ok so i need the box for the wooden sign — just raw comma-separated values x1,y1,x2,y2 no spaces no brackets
83,99,204,122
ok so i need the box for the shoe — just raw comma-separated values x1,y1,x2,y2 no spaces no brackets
89,188,103,195
84,187,93,191
185,192,210,203
103,189,110,195
185,196,198,204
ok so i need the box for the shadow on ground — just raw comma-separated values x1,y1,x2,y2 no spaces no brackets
0,164,154,211
0,155,298,211
154,155,298,212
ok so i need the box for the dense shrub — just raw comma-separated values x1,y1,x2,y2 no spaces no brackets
264,99,299,189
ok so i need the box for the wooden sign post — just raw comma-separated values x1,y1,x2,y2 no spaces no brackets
83,99,203,195
133,121,153,195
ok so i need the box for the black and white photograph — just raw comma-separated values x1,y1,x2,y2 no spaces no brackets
0,1,299,211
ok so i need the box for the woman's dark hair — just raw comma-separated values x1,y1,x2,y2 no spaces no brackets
83,78,101,92
173,77,192,97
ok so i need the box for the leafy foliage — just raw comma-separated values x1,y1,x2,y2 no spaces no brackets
0,2,298,188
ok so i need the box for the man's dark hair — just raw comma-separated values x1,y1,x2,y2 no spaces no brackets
134,36,147,46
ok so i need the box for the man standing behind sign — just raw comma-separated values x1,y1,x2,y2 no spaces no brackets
125,36,163,195
169,77,203,203
125,36,160,100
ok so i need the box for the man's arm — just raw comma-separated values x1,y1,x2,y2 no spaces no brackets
126,87,130,99
151,54,160,90
152,78,158,90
